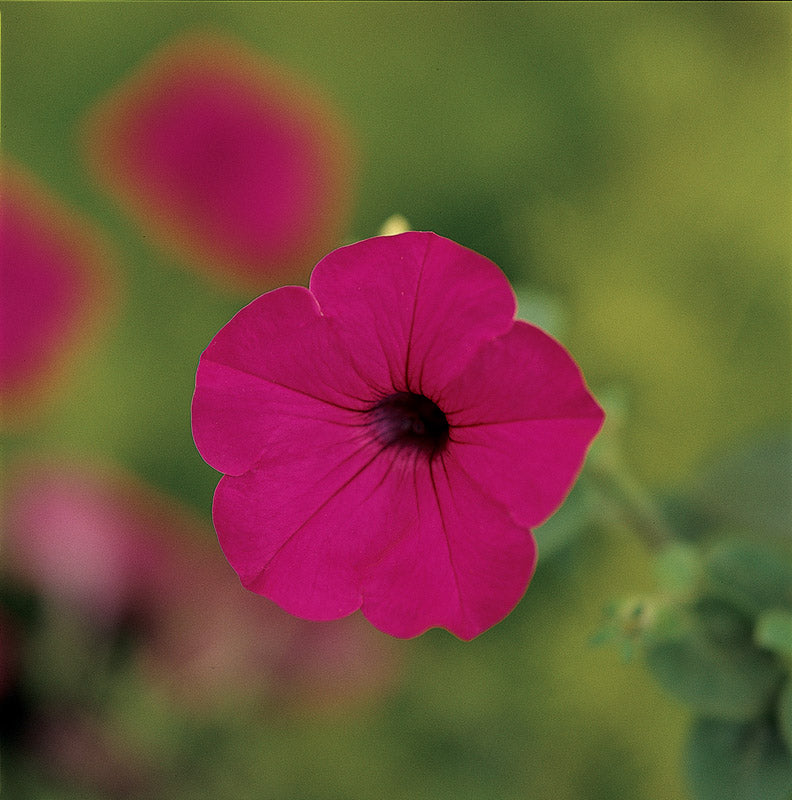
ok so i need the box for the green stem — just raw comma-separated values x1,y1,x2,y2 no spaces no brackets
587,442,674,552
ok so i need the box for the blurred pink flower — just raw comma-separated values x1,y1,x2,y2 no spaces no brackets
0,163,115,426
2,459,399,709
192,232,604,640
82,31,355,289
3,459,179,629
141,553,399,712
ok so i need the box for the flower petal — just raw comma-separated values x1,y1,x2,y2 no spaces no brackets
309,232,516,394
192,286,375,475
360,451,537,640
213,438,419,621
444,320,604,527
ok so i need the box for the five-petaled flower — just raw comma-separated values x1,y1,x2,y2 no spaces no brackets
192,232,604,639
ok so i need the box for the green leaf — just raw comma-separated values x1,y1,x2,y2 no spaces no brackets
689,433,792,541
685,716,792,800
653,541,701,594
644,599,784,720
704,539,792,618
756,610,792,660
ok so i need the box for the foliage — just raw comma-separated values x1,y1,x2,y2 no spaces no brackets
596,433,792,800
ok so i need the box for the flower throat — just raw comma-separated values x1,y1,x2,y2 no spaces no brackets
369,392,449,457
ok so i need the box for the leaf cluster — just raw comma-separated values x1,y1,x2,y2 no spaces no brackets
596,435,792,800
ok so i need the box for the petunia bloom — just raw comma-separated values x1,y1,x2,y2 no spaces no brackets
81,32,354,289
0,162,115,426
192,232,604,640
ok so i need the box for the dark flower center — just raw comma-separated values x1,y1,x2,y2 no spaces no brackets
369,392,450,457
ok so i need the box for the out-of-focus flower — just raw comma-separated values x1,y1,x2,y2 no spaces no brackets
266,612,400,712
192,232,604,640
2,459,399,710
81,31,355,289
141,546,399,711
0,162,115,426
2,459,173,629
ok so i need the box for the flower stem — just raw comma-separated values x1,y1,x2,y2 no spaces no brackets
587,441,674,552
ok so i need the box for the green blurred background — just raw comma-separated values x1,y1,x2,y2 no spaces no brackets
1,2,789,799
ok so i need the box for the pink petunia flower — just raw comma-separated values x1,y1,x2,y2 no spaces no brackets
192,232,604,640
81,32,355,289
0,162,115,426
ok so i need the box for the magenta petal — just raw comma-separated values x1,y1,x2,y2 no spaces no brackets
445,321,604,527
360,453,537,640
310,232,516,393
212,442,418,621
192,286,374,475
